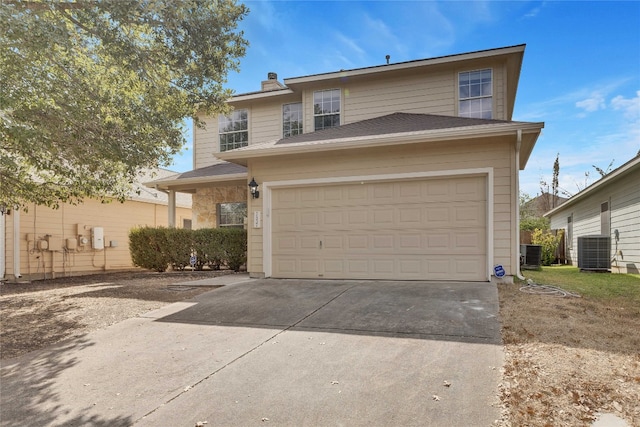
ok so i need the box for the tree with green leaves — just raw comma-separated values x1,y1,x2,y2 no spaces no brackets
1,0,248,209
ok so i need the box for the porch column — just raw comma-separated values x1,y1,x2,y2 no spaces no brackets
168,190,176,228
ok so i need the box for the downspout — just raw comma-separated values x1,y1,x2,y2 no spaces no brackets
515,129,525,281
0,211,5,280
13,208,21,279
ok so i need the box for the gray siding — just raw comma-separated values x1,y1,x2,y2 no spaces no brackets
549,167,640,273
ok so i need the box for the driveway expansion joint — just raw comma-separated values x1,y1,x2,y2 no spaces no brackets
133,283,359,425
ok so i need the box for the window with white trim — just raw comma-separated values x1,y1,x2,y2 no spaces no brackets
219,109,248,152
283,102,303,137
313,89,340,130
459,69,493,119
217,202,247,228
567,215,573,248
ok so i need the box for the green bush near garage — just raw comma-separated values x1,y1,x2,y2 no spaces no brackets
129,227,247,272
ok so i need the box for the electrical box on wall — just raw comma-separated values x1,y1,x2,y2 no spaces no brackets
92,227,104,250
66,238,78,250
46,236,62,251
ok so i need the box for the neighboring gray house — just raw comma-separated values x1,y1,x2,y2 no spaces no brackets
545,155,640,274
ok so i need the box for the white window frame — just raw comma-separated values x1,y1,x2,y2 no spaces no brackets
219,109,248,152
458,69,493,119
217,202,247,228
283,102,303,138
313,88,341,131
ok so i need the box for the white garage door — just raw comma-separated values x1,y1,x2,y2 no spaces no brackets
271,176,487,281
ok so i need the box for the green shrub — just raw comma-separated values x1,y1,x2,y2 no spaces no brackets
532,228,564,266
193,228,224,270
129,227,247,273
129,226,170,272
520,216,550,231
165,228,193,271
219,228,247,272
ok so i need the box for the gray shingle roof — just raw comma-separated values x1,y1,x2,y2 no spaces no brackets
171,162,247,180
276,113,513,146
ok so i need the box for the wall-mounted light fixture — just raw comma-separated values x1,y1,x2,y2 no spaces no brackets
248,177,260,199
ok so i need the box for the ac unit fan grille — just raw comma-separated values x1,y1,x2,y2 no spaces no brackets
577,235,610,270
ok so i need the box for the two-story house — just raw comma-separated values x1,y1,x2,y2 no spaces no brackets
150,44,544,282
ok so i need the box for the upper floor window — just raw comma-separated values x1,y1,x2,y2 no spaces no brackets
219,109,248,152
283,102,303,137
459,69,492,119
314,89,340,131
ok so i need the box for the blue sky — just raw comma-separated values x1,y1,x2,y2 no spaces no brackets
170,0,640,198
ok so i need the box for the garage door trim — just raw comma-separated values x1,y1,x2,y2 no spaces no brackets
262,168,494,280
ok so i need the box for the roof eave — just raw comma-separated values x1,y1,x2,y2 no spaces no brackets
144,172,248,191
218,122,544,164
544,156,640,218
284,44,526,87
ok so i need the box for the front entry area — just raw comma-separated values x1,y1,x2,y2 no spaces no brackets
270,175,488,281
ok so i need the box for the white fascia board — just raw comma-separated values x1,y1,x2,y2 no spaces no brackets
230,88,295,102
144,172,248,191
284,45,525,86
218,122,544,162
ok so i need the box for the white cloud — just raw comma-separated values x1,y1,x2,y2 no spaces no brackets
575,92,606,112
524,1,547,19
333,31,366,58
611,90,640,120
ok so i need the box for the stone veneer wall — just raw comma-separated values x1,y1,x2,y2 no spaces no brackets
193,185,247,228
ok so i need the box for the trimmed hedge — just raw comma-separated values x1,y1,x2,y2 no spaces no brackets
129,227,247,273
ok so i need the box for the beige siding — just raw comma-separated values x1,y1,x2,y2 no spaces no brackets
247,137,515,277
4,200,191,280
194,114,220,169
193,58,510,168
194,94,301,169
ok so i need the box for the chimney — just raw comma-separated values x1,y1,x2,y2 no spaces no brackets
261,72,285,91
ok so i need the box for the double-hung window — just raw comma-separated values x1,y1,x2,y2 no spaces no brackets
217,202,247,228
459,69,493,119
219,109,248,152
313,89,340,130
283,102,303,137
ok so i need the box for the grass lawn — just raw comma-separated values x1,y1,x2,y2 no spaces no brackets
521,265,640,305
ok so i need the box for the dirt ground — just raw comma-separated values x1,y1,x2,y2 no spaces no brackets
1,272,639,426
496,282,640,426
0,270,229,360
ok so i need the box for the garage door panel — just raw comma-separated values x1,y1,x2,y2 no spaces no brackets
271,176,487,281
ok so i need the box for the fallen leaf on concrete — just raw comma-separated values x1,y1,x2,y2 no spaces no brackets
432,395,440,401
331,381,339,385
195,422,208,427
443,381,451,387
184,386,191,392
261,417,269,422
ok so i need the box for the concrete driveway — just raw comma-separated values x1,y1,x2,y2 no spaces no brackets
1,277,503,427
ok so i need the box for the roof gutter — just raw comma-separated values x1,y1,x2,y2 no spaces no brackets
145,172,248,191
218,122,544,163
515,129,525,281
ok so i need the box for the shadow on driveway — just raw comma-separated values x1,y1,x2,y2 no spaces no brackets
157,279,502,345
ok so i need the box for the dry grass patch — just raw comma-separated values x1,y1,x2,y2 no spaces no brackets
497,266,640,426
